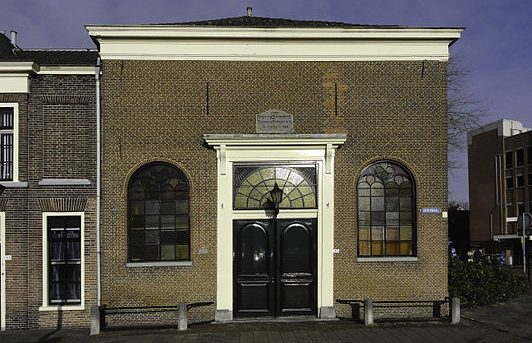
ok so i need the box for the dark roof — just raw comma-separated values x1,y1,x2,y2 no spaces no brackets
155,15,401,29
0,33,16,59
15,49,98,66
0,32,97,66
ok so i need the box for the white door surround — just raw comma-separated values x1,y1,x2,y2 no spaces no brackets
204,134,346,321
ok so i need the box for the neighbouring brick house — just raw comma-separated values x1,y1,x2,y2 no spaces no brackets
1,12,462,330
0,31,98,329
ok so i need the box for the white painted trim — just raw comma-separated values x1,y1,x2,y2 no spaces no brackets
232,209,318,220
87,25,461,62
38,179,91,186
86,25,462,39
38,66,96,75
125,261,192,267
204,134,347,146
357,257,419,262
0,182,27,188
39,305,85,312
493,234,520,241
0,212,5,330
41,212,85,311
0,75,29,93
205,136,344,317
0,63,36,93
0,62,38,73
0,103,19,182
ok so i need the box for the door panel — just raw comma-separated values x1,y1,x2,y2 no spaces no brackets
233,220,274,317
278,219,316,315
233,218,316,318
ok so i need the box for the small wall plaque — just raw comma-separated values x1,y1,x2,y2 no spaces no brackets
256,110,294,133
5,255,12,261
420,207,442,214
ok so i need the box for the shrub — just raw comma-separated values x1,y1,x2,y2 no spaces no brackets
448,258,528,308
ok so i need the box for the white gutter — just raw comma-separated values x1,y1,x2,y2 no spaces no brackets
95,57,102,306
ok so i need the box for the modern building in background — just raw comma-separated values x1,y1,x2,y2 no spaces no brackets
468,119,532,262
0,11,461,329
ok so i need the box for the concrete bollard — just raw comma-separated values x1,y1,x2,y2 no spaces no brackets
451,298,460,324
178,303,188,331
364,298,374,326
90,305,100,335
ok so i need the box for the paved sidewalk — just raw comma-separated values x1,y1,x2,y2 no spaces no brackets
1,287,531,343
461,283,532,342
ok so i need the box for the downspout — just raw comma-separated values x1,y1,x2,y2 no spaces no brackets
95,57,102,306
500,137,506,235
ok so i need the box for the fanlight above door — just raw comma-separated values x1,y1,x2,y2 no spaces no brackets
233,165,317,210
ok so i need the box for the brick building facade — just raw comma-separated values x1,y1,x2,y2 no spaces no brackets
1,13,461,330
0,32,98,329
468,119,532,262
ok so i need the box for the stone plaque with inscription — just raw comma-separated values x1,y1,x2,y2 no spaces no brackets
256,110,294,133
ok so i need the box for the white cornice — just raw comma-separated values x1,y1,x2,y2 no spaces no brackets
204,133,347,147
0,63,95,75
86,25,462,40
86,25,462,62
0,62,39,73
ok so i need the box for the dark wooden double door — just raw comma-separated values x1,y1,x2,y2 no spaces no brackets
233,219,317,318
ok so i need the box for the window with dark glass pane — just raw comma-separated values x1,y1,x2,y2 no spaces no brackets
517,203,525,216
357,161,416,257
516,149,524,167
48,216,81,305
128,163,190,262
528,147,532,165
506,177,514,189
0,107,13,181
505,151,513,169
506,205,516,217
516,175,524,188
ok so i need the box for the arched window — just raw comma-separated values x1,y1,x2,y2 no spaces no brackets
128,163,190,262
357,161,416,257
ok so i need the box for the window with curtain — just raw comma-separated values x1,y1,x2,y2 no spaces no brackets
357,161,416,257
48,216,81,304
128,162,190,262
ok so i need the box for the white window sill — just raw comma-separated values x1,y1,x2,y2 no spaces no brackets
39,305,85,312
38,179,91,186
357,257,419,262
126,261,192,268
0,181,28,188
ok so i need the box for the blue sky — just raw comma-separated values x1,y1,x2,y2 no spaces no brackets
2,0,531,204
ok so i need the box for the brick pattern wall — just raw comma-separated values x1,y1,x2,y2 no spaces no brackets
1,73,97,329
100,60,448,319
0,93,29,329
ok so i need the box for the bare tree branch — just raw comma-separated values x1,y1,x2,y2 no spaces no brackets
448,53,488,171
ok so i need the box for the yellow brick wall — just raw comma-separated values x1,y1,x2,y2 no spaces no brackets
100,60,448,318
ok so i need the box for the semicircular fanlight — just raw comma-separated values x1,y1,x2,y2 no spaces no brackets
233,165,317,210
